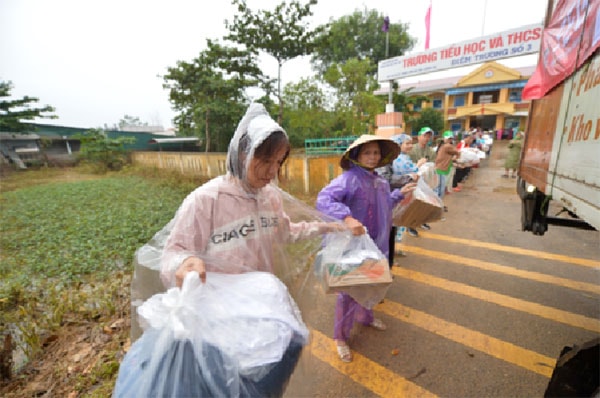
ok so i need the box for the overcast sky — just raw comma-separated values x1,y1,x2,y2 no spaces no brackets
0,0,548,129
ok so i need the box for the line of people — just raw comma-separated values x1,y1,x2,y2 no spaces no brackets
378,128,487,258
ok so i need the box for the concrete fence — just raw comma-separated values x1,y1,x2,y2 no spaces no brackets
131,151,345,195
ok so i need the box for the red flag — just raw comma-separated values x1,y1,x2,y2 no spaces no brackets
424,0,432,49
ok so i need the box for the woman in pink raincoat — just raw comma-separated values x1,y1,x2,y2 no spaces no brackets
161,103,343,288
145,103,344,397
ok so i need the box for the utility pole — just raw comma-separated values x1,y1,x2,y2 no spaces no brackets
383,16,394,112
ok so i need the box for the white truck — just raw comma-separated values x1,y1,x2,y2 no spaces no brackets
517,0,599,236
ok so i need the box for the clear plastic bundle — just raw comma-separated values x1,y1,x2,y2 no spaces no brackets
314,231,392,309
417,161,439,189
458,148,483,164
114,271,307,397
392,178,444,228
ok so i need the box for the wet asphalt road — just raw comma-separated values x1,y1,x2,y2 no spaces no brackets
284,140,600,398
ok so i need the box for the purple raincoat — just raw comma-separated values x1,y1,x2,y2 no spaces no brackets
316,164,404,258
317,163,404,342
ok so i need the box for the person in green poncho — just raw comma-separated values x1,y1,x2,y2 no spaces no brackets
503,131,524,178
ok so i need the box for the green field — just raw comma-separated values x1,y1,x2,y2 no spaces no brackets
0,167,199,395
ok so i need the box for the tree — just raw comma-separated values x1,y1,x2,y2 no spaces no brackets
0,81,56,132
225,0,322,123
311,8,415,75
74,129,135,172
391,85,431,128
411,108,444,135
118,115,147,129
163,39,263,152
322,58,385,135
281,77,337,146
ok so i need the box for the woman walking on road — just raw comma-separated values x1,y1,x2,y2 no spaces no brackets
316,134,415,363
503,131,524,178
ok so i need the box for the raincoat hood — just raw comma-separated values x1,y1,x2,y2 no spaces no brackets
391,134,412,146
226,103,288,183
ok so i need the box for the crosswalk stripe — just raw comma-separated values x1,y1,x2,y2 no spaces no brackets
392,267,600,333
418,232,600,268
308,328,438,398
375,301,556,377
403,246,600,295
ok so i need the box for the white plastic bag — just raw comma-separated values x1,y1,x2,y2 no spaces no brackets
113,271,308,398
458,148,481,164
417,161,439,189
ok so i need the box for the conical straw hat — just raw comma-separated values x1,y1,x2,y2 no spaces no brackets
340,134,401,170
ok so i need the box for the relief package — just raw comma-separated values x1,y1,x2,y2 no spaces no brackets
458,148,483,164
315,232,392,309
392,178,444,228
113,271,308,398
417,161,439,189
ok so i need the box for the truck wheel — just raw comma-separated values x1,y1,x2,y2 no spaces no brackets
544,338,599,397
521,197,533,231
532,220,546,236
516,177,528,200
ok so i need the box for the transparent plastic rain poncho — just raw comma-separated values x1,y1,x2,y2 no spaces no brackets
116,103,344,398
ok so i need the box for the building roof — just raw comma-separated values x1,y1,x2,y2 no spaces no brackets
376,63,537,95
148,137,200,144
0,132,41,140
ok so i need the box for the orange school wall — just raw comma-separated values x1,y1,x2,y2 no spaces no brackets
131,151,345,195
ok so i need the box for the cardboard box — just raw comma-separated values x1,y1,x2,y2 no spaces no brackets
393,195,443,227
323,257,392,308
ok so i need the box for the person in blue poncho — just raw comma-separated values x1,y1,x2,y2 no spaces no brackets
391,134,431,238
316,134,415,363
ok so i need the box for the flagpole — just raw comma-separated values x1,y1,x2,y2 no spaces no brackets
386,30,393,107
481,0,488,35
425,0,432,50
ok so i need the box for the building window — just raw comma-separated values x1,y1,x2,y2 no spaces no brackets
432,99,443,109
475,90,499,104
509,90,522,102
413,102,422,111
451,123,462,132
453,95,465,107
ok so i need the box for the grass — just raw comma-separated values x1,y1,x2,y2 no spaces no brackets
0,165,204,394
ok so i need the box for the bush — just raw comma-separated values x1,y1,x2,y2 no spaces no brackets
74,129,135,173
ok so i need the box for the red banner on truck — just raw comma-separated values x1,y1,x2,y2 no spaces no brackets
522,0,600,99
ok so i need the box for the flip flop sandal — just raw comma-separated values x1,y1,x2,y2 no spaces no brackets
336,344,353,362
369,318,387,331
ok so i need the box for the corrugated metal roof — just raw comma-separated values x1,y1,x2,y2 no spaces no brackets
148,137,199,144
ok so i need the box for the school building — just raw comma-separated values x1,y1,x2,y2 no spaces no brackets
375,60,536,135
